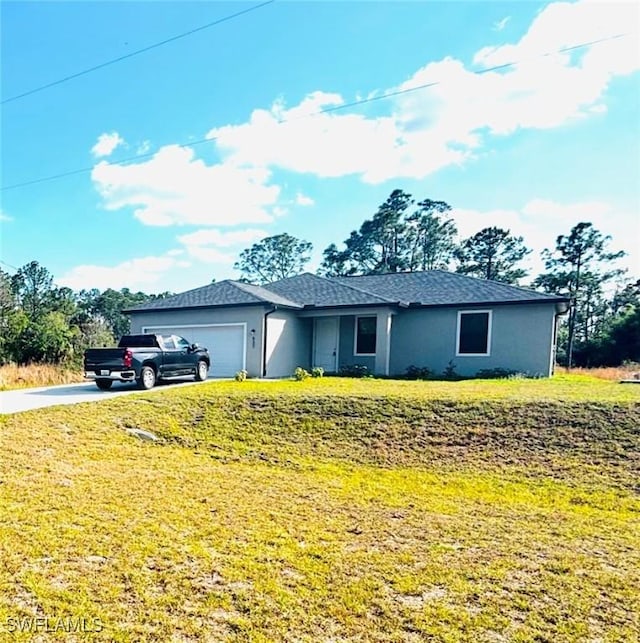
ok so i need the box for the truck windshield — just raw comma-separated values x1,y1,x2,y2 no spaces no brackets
117,335,159,348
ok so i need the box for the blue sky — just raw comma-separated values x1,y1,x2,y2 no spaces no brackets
1,0,638,293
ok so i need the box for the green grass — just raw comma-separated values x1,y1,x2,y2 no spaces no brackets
1,377,639,641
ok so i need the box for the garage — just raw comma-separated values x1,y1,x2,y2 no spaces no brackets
142,324,246,378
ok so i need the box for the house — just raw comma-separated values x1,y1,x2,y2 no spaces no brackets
124,271,570,379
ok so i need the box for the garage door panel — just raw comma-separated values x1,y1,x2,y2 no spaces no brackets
143,325,245,377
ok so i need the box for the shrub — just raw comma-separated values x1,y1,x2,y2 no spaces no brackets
339,364,371,378
475,368,518,380
294,367,310,381
404,365,434,380
441,360,459,380
234,369,248,382
311,366,324,378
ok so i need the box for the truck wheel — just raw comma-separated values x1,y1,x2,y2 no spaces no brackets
96,379,113,391
195,360,209,381
137,366,156,390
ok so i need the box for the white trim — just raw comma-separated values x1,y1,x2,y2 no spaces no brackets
354,315,377,357
549,312,558,376
455,310,492,357
384,312,392,375
142,322,247,330
142,322,247,371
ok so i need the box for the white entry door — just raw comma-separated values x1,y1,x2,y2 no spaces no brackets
313,317,339,372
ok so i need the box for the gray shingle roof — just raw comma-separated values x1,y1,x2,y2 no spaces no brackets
266,273,397,307
333,271,567,306
125,271,567,313
123,279,302,312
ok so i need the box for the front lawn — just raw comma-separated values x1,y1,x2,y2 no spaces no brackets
1,378,638,641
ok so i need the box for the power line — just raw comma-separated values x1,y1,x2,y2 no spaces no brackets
0,259,20,273
0,32,628,192
1,0,275,105
285,32,628,121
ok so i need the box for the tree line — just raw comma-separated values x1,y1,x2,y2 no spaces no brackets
0,261,169,367
234,189,639,368
1,189,637,368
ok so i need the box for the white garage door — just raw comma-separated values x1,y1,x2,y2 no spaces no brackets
143,324,245,378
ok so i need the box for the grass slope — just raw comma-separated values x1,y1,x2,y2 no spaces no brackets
1,377,639,642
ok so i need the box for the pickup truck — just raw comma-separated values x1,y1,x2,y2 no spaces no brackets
84,334,210,390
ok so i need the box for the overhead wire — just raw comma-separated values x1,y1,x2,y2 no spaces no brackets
1,0,275,105
0,31,629,192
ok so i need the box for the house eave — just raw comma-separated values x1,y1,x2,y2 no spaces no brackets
124,301,302,315
406,297,571,309
301,301,406,311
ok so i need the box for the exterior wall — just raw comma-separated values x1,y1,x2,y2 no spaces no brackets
389,303,557,377
265,310,312,378
129,306,268,377
130,301,559,380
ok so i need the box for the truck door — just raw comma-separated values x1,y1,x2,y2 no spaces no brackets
158,335,181,376
173,335,194,373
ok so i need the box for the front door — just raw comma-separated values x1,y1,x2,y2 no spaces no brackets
314,317,339,373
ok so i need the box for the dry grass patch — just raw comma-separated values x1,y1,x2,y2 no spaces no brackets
0,378,639,641
555,364,640,381
0,363,83,390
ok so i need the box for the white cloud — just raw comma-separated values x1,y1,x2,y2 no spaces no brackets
90,0,639,227
177,227,267,263
451,198,639,278
493,16,510,32
91,145,280,227
180,246,236,265
177,228,267,247
57,254,190,291
295,193,315,206
0,209,12,222
205,1,638,184
92,131,125,158
209,91,405,183
136,140,151,155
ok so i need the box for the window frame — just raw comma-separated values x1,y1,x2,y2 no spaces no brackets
456,310,492,357
354,315,377,356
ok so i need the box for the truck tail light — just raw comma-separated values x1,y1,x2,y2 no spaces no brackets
123,349,133,368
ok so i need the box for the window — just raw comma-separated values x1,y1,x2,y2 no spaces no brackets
457,311,492,356
160,335,176,350
174,336,191,350
355,316,377,355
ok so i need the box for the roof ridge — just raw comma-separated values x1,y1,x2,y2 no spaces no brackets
319,273,399,305
230,279,303,308
230,279,270,295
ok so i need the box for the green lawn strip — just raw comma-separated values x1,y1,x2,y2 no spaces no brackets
91,383,639,491
0,378,638,641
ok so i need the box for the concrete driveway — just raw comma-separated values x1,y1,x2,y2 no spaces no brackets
0,379,208,415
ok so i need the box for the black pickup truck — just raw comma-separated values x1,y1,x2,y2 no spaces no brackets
84,334,210,390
